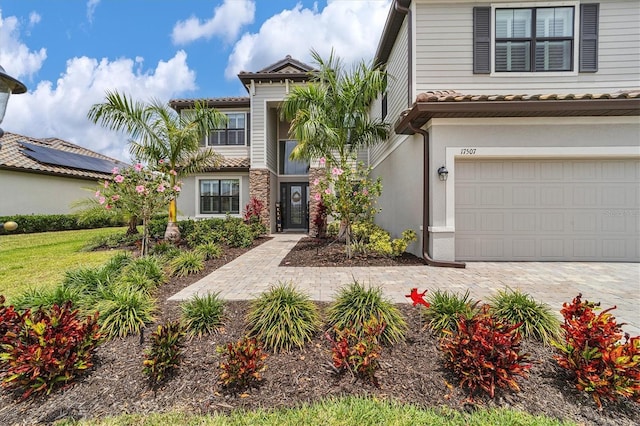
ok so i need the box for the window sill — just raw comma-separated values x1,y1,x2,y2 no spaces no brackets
490,70,578,78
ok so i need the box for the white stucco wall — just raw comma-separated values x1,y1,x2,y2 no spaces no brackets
0,169,99,216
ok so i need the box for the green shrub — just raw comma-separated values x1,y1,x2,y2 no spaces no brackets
169,251,205,277
423,289,477,335
121,256,166,286
326,280,407,346
224,217,254,248
95,285,155,338
61,266,112,296
83,232,140,251
489,287,561,345
150,241,176,256
249,221,267,238
100,252,133,278
12,285,82,311
142,321,186,384
196,242,223,261
217,337,267,391
0,298,102,399
246,282,320,352
348,222,416,257
184,219,225,247
0,213,120,235
181,293,225,337
117,270,158,294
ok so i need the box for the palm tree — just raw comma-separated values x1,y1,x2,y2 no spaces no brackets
281,50,389,257
88,90,226,242
281,50,388,164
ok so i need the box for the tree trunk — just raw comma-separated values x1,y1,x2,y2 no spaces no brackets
126,216,139,235
165,198,181,243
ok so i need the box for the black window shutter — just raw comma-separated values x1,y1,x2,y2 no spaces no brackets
246,113,251,146
473,7,491,74
580,4,599,72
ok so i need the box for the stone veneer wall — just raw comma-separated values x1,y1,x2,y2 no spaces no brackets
249,169,271,230
308,167,325,237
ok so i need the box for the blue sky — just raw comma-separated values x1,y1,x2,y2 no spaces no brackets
0,0,391,161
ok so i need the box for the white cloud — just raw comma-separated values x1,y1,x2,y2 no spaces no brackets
172,0,255,45
225,0,392,79
4,52,197,162
0,12,47,79
86,0,100,24
28,12,41,27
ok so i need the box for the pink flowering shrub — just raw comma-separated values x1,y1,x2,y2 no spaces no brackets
95,164,181,255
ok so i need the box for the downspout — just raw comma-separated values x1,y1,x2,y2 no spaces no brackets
394,1,412,107
410,123,466,268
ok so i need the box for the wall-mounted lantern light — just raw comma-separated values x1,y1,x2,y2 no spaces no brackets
437,166,448,181
0,64,27,138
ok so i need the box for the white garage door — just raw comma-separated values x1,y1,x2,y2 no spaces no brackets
455,158,640,261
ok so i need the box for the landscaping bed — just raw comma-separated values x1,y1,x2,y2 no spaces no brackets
0,236,638,425
280,236,425,267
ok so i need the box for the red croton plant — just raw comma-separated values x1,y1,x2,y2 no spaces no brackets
553,293,640,408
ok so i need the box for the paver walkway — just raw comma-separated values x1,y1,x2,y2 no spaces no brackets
170,234,640,335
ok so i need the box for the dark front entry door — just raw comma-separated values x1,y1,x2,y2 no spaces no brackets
280,183,309,230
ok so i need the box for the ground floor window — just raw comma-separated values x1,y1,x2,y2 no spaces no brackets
199,179,240,214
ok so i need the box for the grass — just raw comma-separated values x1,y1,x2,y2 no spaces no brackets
0,228,125,303
181,292,226,337
423,289,478,335
57,396,576,425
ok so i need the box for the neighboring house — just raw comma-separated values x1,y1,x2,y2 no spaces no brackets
0,132,126,216
370,0,640,262
170,56,323,234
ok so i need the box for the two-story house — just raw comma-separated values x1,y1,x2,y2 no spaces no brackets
170,56,324,235
371,0,639,263
171,0,639,264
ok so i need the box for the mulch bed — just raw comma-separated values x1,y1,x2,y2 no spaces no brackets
0,237,638,425
280,237,426,267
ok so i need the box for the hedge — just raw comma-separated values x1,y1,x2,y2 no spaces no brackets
0,214,124,235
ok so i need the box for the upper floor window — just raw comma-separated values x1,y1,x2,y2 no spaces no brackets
204,113,246,146
495,7,574,72
473,4,598,74
279,140,309,175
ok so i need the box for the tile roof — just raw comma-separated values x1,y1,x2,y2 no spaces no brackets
0,132,127,180
414,89,640,103
396,89,640,134
207,156,250,170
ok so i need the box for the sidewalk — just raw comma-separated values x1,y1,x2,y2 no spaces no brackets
169,234,640,336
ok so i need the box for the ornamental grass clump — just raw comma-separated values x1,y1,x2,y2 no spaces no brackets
422,289,477,335
121,256,166,286
489,287,560,345
169,251,206,277
196,242,223,261
95,284,155,338
327,280,407,346
181,293,225,337
246,282,320,352
12,285,82,311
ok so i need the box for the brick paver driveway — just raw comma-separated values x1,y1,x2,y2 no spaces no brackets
170,234,640,336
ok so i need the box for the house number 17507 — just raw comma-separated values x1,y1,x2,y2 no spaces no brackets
460,148,476,154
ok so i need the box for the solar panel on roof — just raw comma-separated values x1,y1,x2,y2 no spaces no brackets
19,141,121,174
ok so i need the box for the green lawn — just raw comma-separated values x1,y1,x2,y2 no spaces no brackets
0,227,125,302
58,396,575,426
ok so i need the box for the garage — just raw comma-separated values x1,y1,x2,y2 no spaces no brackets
455,158,640,261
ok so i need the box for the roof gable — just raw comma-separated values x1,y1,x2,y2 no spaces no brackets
257,55,314,74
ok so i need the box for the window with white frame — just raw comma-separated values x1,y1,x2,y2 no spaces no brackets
204,113,246,146
495,6,574,72
199,179,240,214
473,4,598,74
